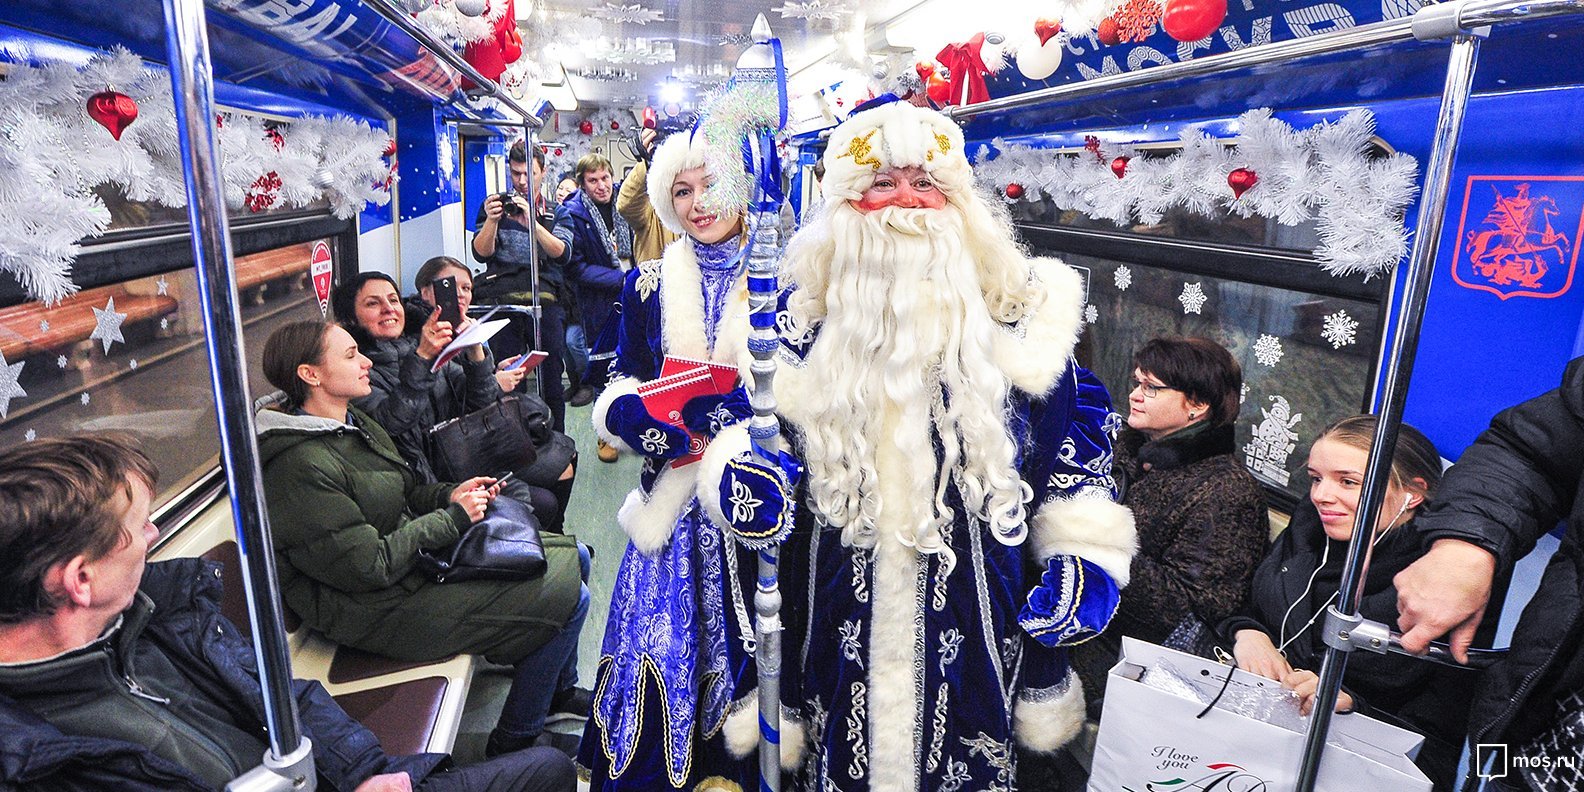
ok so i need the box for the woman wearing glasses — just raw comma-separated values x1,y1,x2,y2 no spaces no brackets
1072,336,1267,704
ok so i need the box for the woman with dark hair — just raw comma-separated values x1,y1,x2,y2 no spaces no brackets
1072,336,1267,702
255,320,590,758
1218,415,1467,789
331,264,577,533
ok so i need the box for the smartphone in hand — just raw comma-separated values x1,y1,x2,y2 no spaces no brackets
433,276,462,327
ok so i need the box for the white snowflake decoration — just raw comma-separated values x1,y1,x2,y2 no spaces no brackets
1114,265,1132,291
24,429,36,442
1240,382,1250,404
1321,309,1359,349
129,359,139,370
773,0,852,21
589,3,664,24
56,355,68,369
1253,334,1285,367
1083,304,1098,324
80,392,91,406
1179,282,1207,315
0,353,25,419
156,276,169,296
38,320,49,333
90,297,128,354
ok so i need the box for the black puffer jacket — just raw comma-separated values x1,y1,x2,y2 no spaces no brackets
0,559,443,791
1218,503,1475,788
1414,357,1584,763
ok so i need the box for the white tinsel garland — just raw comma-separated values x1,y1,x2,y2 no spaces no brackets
0,47,396,304
973,109,1419,276
414,0,511,47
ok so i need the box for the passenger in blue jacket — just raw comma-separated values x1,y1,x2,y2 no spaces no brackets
551,154,631,398
0,434,574,792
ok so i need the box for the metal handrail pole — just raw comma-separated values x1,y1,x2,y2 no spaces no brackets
1293,30,1483,792
359,0,542,127
521,123,545,398
161,0,312,787
949,0,1581,120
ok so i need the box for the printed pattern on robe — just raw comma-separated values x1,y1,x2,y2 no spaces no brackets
592,505,731,785
780,316,1121,791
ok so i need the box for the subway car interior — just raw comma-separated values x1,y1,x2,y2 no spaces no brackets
0,0,1582,789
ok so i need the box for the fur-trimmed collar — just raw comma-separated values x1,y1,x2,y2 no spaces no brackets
658,238,754,380
1125,423,1236,474
990,257,1085,397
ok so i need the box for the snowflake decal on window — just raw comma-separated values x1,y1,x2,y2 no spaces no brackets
1179,282,1207,315
1253,334,1284,367
80,392,91,406
160,317,170,331
1114,265,1132,291
24,429,36,442
1083,304,1098,324
57,355,68,369
1321,309,1359,349
38,319,49,333
1240,382,1250,404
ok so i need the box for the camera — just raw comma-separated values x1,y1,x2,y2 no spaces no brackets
634,110,697,163
498,192,525,215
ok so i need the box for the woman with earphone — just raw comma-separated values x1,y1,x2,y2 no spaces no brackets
1217,414,1471,789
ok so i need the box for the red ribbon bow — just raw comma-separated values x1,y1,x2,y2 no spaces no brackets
935,32,991,107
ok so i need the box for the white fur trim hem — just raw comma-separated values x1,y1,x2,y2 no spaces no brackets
1014,672,1087,754
592,377,641,453
723,692,808,771
696,423,753,532
1030,491,1137,587
615,465,697,555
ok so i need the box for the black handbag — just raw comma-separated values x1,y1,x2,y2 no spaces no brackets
429,395,541,482
415,495,546,583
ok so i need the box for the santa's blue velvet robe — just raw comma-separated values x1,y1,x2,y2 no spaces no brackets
771,259,1133,792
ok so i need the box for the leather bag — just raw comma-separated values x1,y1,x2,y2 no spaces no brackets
428,395,540,482
415,495,546,583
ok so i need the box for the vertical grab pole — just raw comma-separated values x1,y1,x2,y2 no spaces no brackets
160,1,314,789
1293,23,1482,792
521,121,544,397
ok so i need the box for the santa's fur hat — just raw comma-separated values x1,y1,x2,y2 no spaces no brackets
646,132,708,235
820,99,973,203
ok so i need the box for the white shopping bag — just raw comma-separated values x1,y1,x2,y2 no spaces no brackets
1087,637,1432,792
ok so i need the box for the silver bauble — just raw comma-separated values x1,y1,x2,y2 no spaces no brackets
400,0,429,12
313,168,335,189
453,0,486,16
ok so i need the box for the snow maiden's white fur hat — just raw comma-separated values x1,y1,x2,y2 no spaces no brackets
646,132,709,235
820,99,973,204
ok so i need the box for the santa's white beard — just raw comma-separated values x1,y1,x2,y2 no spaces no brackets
798,204,1031,563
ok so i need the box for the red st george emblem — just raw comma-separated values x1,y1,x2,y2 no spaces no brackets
1452,176,1584,300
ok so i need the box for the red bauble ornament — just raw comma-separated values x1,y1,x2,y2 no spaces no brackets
579,119,594,135
1228,167,1259,198
1097,17,1122,47
87,91,139,140
925,72,951,105
610,120,621,130
1035,18,1062,46
1004,183,1025,200
554,147,563,156
1111,156,1130,179
501,29,523,62
383,139,398,158
1162,0,1228,42
915,61,936,82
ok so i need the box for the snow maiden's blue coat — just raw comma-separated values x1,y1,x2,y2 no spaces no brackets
772,258,1137,792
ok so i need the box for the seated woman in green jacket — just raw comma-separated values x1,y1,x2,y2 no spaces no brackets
257,319,589,758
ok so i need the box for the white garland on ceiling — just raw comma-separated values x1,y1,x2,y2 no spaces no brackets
974,109,1419,277
589,3,664,25
773,1,853,22
0,47,395,304
414,0,511,46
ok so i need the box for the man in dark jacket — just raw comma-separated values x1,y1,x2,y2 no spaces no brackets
473,142,583,425
551,152,632,462
0,434,574,791
1397,357,1584,787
